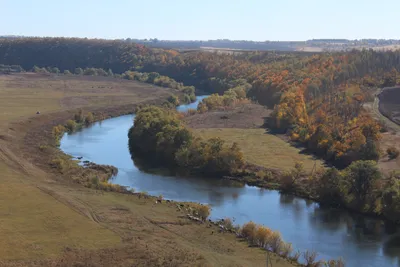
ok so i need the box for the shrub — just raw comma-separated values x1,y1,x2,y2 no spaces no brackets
290,250,301,262
167,95,180,106
280,242,293,258
75,67,83,75
268,231,283,253
83,68,98,76
63,70,71,75
189,203,210,221
255,225,272,247
360,139,380,161
65,119,77,132
221,217,234,230
240,221,257,241
303,250,318,267
52,124,66,140
387,146,400,159
51,158,67,173
325,258,345,267
138,191,149,199
85,112,94,125
90,176,100,188
198,205,210,221
74,109,84,123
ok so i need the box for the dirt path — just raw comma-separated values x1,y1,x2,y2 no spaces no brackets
371,87,400,133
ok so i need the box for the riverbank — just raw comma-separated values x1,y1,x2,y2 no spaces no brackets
0,73,296,266
181,103,400,226
57,92,400,265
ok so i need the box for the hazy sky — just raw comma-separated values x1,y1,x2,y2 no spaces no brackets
1,0,399,41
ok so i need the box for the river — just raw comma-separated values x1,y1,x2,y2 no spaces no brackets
60,96,400,267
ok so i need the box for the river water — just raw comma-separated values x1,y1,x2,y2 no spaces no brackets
60,96,400,267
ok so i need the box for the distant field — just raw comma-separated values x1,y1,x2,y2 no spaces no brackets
193,128,323,172
0,73,173,125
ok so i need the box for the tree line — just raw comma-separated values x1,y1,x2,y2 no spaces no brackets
30,65,195,104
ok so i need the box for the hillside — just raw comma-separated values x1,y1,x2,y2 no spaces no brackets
0,73,294,266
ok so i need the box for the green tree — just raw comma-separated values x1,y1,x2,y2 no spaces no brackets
342,160,382,210
65,120,77,132
167,95,180,106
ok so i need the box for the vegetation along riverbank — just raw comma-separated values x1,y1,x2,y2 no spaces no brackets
128,87,400,226
0,72,302,267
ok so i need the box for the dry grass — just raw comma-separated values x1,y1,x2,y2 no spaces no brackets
0,73,297,266
193,128,324,172
0,162,120,260
0,73,172,125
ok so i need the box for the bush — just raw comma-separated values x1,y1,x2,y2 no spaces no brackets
280,242,293,258
303,250,318,267
167,95,180,106
221,217,234,230
52,124,66,141
83,68,98,76
387,146,400,159
255,225,272,247
360,139,380,161
65,119,77,132
325,258,345,267
74,109,84,123
50,158,67,173
189,203,210,221
75,67,83,75
85,112,94,125
240,221,257,241
90,176,100,188
268,231,283,253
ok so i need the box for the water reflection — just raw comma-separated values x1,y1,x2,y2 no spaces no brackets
60,96,400,267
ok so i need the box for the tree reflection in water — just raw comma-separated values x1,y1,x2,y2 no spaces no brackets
310,204,400,262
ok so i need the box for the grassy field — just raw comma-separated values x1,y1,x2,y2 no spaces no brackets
184,103,324,172
0,73,173,125
0,73,296,266
0,162,120,260
194,128,324,172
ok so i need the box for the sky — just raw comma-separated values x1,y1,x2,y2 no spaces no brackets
1,0,399,41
